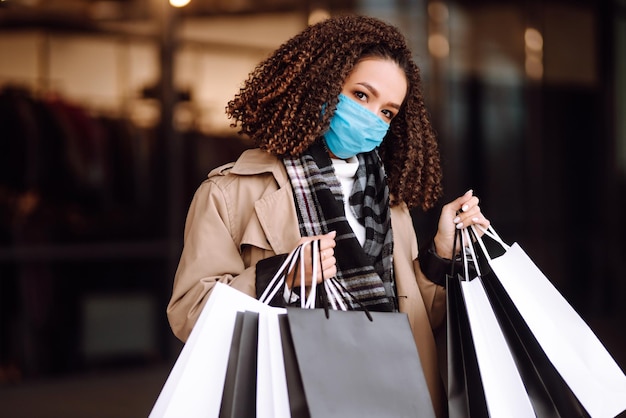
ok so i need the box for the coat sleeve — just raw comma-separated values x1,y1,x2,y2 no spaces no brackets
392,204,447,331
413,258,447,331
166,179,256,342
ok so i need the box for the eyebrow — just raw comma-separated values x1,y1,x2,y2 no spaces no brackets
357,82,402,110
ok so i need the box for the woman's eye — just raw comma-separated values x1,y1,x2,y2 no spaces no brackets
354,91,367,101
381,109,394,119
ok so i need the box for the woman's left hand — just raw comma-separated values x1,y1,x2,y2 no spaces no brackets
432,189,490,259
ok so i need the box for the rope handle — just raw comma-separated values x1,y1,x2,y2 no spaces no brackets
258,238,372,320
470,224,510,264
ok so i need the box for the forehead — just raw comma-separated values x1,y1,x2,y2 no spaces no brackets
344,57,408,103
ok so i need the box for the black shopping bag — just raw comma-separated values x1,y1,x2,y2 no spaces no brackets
284,307,436,418
277,313,310,418
446,272,489,418
466,225,589,417
220,310,259,418
480,270,589,418
447,227,541,417
446,224,488,417
470,225,626,417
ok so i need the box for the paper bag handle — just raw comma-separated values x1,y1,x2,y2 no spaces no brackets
258,243,302,305
258,240,353,311
460,227,482,280
469,224,510,264
258,239,372,320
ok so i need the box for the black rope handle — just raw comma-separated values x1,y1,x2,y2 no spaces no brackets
448,225,462,279
287,244,303,303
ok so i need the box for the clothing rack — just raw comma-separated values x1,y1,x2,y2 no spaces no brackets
0,8,183,377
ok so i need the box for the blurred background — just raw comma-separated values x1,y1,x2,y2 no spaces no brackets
0,0,625,416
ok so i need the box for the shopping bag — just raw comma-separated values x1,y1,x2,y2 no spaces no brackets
480,266,589,417
219,310,259,418
472,225,626,418
459,277,536,417
447,228,535,418
278,313,310,418
257,309,291,418
152,240,329,418
256,240,325,418
150,282,285,418
446,272,489,417
260,241,434,418
259,240,358,418
285,307,436,418
260,238,436,417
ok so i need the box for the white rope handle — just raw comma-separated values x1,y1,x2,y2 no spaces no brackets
474,224,509,249
324,277,349,311
461,227,482,280
259,243,302,304
298,242,311,308
470,224,510,264
259,238,350,310
304,240,319,309
305,239,348,311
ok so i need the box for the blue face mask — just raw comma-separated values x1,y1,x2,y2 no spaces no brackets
323,93,390,159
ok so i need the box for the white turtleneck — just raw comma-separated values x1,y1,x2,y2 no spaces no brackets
331,156,366,246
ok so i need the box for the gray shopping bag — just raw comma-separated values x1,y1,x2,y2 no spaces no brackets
285,308,436,418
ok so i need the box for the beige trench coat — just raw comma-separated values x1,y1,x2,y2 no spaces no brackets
167,148,448,417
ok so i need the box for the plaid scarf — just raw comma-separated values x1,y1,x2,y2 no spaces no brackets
283,141,397,312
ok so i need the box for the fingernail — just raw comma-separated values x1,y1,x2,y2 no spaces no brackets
466,189,473,195
456,222,464,229
461,204,469,212
472,217,479,222
453,216,461,223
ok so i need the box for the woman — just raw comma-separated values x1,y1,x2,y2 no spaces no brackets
167,15,489,417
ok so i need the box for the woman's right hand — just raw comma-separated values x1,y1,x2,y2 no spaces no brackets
433,190,490,259
287,231,337,288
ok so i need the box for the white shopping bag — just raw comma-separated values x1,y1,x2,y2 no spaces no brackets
457,229,536,417
473,226,626,418
152,240,342,418
150,282,284,418
257,308,290,418
460,278,536,417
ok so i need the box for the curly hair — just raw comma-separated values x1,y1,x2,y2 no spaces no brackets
226,15,442,211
